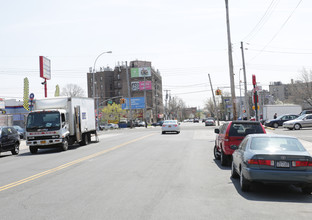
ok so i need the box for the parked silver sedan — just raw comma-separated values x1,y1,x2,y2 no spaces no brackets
161,120,180,134
231,134,312,193
283,113,312,130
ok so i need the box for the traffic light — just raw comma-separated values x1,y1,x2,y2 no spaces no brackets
120,98,125,104
215,89,222,95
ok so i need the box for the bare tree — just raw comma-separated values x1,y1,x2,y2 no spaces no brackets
289,68,312,107
204,98,216,117
61,84,85,97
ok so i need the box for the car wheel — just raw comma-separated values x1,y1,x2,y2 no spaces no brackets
11,142,20,155
29,146,38,154
302,186,312,194
220,149,228,166
273,123,278,128
177,131,180,134
231,161,239,179
61,138,69,151
240,169,250,192
214,145,220,160
294,123,301,130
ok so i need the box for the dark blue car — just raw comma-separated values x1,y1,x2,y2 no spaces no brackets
264,114,298,128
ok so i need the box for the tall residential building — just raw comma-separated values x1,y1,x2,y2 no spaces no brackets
87,60,164,123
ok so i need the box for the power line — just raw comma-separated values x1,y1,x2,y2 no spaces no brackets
243,0,279,42
248,0,303,63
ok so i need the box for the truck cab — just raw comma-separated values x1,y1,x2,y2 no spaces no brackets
26,109,69,153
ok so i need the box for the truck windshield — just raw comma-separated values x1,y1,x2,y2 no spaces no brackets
26,111,61,131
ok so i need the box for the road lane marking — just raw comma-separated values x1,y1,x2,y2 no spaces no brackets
0,133,155,192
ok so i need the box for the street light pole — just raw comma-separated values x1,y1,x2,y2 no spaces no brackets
93,51,112,129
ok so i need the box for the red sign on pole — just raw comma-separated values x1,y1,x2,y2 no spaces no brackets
252,74,256,86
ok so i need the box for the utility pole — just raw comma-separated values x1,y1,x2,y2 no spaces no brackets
164,89,170,119
208,74,220,126
240,42,250,120
125,61,133,127
225,0,237,120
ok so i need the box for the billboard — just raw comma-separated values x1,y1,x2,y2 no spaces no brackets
122,97,145,109
131,81,152,91
131,67,151,78
39,56,51,80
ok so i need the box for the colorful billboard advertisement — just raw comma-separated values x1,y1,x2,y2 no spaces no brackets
131,67,151,78
139,81,151,90
39,56,51,80
131,81,152,91
122,97,145,109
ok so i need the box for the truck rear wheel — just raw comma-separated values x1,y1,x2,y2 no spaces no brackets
29,146,38,154
79,134,89,146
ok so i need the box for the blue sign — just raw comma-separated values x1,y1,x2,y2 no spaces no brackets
122,97,145,109
29,93,35,100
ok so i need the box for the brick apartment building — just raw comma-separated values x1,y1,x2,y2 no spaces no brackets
87,60,164,123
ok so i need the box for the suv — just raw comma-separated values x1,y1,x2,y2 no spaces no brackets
300,109,312,116
0,126,20,155
214,121,266,166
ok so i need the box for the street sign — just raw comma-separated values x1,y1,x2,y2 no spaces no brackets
29,93,34,100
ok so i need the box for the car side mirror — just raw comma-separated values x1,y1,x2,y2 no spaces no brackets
214,128,220,134
230,145,238,150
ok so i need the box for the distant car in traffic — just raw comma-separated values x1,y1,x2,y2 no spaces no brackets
283,114,312,130
205,119,215,126
231,134,312,193
13,125,25,139
214,121,266,166
162,120,180,134
193,118,199,123
99,123,119,130
151,121,164,126
264,114,299,128
0,126,20,155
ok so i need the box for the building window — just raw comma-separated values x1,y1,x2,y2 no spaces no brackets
117,74,120,80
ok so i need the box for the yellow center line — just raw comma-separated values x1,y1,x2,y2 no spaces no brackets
0,133,156,192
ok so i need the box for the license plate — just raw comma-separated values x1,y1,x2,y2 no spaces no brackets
40,140,46,144
276,161,290,168
168,125,171,127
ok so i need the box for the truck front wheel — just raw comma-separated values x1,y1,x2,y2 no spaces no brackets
61,138,69,151
29,146,38,154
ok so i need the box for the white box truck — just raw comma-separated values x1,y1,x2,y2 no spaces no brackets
262,104,302,121
26,97,98,154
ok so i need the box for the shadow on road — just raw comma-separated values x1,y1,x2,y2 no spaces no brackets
231,177,312,203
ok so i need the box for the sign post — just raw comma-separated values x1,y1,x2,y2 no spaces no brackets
39,56,51,98
252,75,259,121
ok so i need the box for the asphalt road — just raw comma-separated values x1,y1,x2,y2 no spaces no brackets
1,123,312,219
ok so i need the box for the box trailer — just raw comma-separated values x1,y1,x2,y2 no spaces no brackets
262,104,302,121
26,97,98,154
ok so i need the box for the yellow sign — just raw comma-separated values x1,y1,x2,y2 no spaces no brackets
23,78,29,111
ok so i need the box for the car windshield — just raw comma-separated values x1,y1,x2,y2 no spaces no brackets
296,114,306,120
164,120,177,124
229,123,264,136
250,137,306,152
26,111,61,131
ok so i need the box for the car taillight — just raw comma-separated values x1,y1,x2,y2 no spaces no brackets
224,132,229,141
174,125,177,127
292,161,312,167
248,159,274,166
162,125,166,127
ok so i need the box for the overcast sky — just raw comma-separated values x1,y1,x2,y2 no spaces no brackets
1,0,311,108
